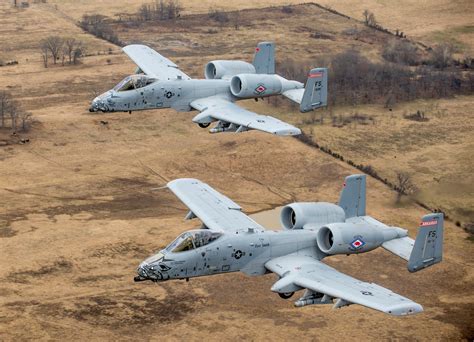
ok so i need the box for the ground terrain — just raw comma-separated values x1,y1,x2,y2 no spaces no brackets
318,0,474,56
0,1,473,341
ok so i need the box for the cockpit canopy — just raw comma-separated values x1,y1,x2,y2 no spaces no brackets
113,74,156,92
166,230,222,253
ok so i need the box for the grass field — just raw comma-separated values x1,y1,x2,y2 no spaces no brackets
318,0,474,55
0,1,473,340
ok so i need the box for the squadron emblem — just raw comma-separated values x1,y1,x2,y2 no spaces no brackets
349,236,365,250
254,84,267,95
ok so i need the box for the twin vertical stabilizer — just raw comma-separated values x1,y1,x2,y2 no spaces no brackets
339,174,366,219
253,42,275,74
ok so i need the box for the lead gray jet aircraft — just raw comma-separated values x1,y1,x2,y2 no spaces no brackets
90,42,328,136
135,174,444,316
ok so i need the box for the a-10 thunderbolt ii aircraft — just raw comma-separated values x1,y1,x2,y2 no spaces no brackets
90,42,328,136
134,174,444,316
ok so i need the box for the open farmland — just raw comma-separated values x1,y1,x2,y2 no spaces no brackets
0,1,473,341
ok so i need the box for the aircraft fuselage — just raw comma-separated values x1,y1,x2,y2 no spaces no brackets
135,229,324,282
90,79,231,113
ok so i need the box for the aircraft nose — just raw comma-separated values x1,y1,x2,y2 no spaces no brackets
134,262,150,282
89,96,103,112
89,91,112,112
134,261,165,282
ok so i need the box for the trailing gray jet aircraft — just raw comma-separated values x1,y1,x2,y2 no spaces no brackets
90,42,328,136
134,174,444,316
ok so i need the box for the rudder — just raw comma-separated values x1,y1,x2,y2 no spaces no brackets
338,174,366,219
300,68,328,113
253,42,275,74
408,213,444,272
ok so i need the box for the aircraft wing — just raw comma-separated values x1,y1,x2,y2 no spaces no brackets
167,178,265,233
190,96,301,136
122,44,191,80
265,255,423,316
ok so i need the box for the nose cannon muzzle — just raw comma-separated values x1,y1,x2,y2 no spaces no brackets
89,98,103,112
134,263,166,282
89,91,114,112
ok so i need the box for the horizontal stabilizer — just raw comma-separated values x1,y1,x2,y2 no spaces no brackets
382,236,414,261
282,88,304,104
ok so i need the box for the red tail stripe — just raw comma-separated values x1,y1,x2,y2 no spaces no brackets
420,220,438,226
308,72,323,78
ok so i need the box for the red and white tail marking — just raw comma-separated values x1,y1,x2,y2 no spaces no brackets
308,72,323,78
420,220,438,227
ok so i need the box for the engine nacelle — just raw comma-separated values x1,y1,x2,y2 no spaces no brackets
316,223,385,255
230,74,287,98
204,61,256,80
280,202,345,230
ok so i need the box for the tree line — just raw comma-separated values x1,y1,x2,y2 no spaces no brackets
278,50,473,107
79,15,122,46
0,91,32,132
137,0,182,21
40,36,85,68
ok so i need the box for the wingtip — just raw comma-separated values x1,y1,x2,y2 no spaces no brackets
274,128,302,136
386,303,424,316
167,178,202,188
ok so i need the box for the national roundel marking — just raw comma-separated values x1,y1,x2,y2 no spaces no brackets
234,250,243,259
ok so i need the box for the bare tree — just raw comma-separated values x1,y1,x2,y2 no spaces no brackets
395,172,416,203
368,12,377,27
0,91,33,132
0,91,12,128
138,4,152,21
8,100,19,132
382,39,419,66
18,111,32,132
137,0,182,21
40,44,49,68
63,38,78,64
73,44,85,64
233,11,241,30
362,9,370,24
431,43,453,69
40,36,64,65
167,0,182,19
157,0,166,20
362,9,377,27
208,9,229,23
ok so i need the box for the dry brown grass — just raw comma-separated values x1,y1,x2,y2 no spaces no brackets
47,0,310,20
293,97,474,224
317,0,474,55
0,1,473,341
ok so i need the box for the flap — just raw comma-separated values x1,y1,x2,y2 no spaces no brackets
265,255,423,316
190,96,301,136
